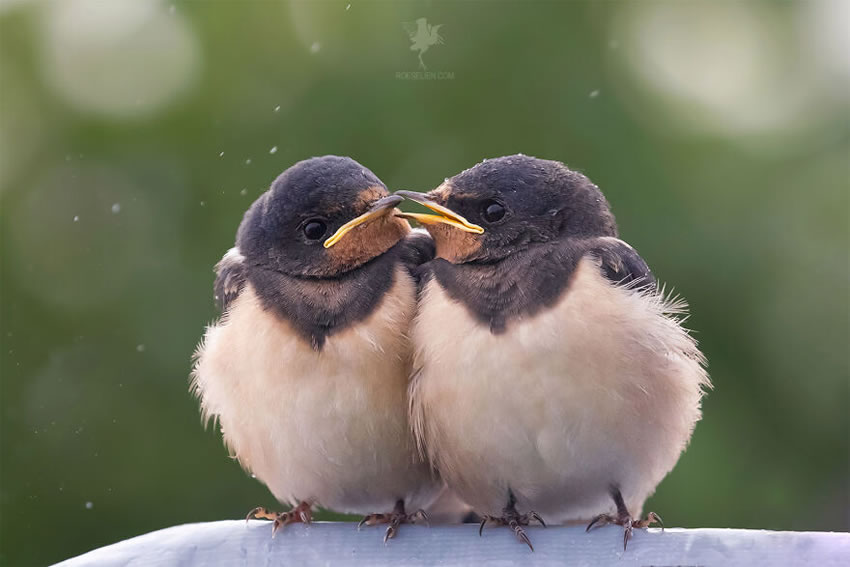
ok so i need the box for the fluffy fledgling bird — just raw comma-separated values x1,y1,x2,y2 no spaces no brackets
191,156,442,541
401,155,710,551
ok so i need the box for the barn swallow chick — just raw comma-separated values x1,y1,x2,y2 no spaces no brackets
191,156,442,542
400,155,710,551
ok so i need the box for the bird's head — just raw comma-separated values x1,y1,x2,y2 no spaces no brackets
397,155,617,264
237,156,409,277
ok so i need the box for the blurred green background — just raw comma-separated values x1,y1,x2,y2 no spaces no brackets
1,0,847,565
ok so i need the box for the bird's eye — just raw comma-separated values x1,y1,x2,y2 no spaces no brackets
303,220,327,240
481,200,506,223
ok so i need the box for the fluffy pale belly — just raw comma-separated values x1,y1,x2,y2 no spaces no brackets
410,258,708,522
193,275,439,514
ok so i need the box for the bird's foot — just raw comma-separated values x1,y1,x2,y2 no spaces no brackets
586,510,663,550
246,501,312,537
479,509,546,552
357,499,429,543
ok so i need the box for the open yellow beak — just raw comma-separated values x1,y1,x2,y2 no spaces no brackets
323,194,404,248
394,190,484,234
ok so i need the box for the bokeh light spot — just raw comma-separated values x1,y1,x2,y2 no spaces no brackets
40,0,201,118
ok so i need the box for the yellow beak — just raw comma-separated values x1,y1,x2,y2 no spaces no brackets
323,194,404,248
394,190,484,234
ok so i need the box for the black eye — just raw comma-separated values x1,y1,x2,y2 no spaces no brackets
303,220,327,240
481,200,506,223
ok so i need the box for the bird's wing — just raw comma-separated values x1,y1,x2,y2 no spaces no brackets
584,237,656,291
399,229,436,288
213,247,248,312
402,21,418,39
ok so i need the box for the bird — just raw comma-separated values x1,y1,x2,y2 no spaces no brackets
191,155,443,542
403,17,444,70
399,154,710,551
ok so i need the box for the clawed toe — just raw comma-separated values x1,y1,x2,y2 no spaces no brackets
478,508,546,552
246,506,277,522
586,510,663,550
634,511,663,530
586,488,664,551
245,502,312,537
586,512,615,532
358,500,429,543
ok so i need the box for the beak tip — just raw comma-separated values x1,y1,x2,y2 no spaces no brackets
394,190,430,203
394,190,484,234
371,194,404,210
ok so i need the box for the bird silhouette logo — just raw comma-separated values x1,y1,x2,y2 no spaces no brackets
403,18,444,70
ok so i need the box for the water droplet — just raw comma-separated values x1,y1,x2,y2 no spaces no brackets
240,188,248,196
136,344,145,352
85,501,93,509
589,89,600,98
269,146,278,154
219,151,224,157
274,105,281,112
200,201,205,207
310,42,321,54
346,3,351,10
111,203,121,214
73,215,80,222
245,159,252,165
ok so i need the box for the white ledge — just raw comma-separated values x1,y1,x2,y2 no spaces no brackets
54,520,849,567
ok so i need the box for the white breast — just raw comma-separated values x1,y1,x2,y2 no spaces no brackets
410,257,709,522
192,266,440,514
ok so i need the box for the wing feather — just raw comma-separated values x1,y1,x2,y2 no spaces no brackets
213,247,247,312
586,237,655,291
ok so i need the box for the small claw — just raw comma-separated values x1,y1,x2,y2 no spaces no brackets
529,511,546,527
586,514,605,532
413,509,431,527
272,511,297,538
246,507,262,523
479,518,487,537
298,509,310,524
518,529,534,552
357,517,368,531
649,511,664,531
622,519,633,551
383,525,396,544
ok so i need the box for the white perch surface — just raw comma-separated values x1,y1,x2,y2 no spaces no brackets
54,520,849,567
